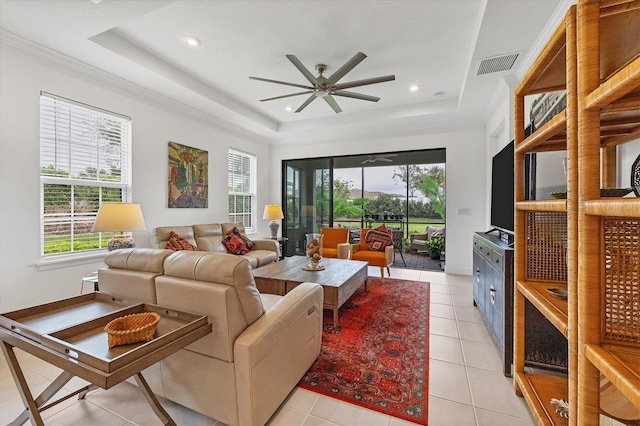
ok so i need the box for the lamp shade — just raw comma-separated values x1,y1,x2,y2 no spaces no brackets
93,203,146,232
262,204,284,220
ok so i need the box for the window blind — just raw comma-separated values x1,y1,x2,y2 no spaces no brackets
40,92,132,256
228,148,256,232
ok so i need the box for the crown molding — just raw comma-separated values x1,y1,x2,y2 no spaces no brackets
0,29,272,145
272,114,484,146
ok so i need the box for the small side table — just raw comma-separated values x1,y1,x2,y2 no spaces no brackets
81,271,99,294
267,237,288,260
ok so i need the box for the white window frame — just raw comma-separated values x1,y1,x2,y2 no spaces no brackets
228,148,257,233
39,92,132,259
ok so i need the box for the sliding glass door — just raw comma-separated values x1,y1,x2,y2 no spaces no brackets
283,158,331,256
282,149,446,257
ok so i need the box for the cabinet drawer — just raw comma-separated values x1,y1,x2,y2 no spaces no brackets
473,236,492,259
492,250,504,268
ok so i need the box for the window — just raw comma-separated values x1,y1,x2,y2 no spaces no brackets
228,148,256,232
40,92,132,256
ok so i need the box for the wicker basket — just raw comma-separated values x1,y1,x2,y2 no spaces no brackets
104,312,160,348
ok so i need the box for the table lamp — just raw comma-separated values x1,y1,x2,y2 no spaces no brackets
93,202,147,251
263,204,284,239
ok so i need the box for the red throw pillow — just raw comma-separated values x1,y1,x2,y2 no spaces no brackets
232,227,254,249
222,232,250,255
165,231,198,251
365,226,392,252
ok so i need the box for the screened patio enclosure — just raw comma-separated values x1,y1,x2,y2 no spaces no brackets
282,149,446,257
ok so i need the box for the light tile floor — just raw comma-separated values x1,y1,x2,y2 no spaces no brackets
0,266,535,426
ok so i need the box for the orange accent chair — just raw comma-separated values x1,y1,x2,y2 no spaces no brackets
350,228,394,283
321,227,350,259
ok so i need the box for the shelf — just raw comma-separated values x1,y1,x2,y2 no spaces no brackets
516,200,567,212
515,111,567,153
515,371,569,426
517,280,568,337
516,94,640,153
585,57,640,111
585,343,640,407
584,198,640,217
515,12,567,96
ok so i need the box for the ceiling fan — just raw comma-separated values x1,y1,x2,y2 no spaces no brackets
249,52,395,113
362,154,398,164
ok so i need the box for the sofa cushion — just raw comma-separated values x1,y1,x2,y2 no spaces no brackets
364,225,393,251
153,226,197,249
162,251,263,318
192,224,227,253
100,248,174,304
223,232,251,255
165,231,198,251
103,248,172,273
242,249,278,267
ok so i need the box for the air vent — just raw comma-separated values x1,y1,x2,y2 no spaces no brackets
477,53,519,75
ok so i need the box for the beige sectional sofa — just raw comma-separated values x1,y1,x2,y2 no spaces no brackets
98,248,323,426
151,222,279,268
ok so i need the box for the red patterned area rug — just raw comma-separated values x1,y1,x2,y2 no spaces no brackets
298,277,430,425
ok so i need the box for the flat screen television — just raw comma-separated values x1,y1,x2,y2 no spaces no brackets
490,140,515,235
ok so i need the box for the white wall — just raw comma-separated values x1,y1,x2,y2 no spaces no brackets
0,41,271,311
618,139,640,189
270,126,487,276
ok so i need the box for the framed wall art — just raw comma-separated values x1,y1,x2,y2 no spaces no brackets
168,141,208,208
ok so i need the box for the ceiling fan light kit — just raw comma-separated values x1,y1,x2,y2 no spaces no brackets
249,52,395,113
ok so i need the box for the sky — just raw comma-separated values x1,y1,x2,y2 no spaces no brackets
334,163,445,197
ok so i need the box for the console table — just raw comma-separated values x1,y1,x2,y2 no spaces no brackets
0,293,211,425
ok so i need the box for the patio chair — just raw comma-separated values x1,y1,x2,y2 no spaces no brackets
410,225,445,253
351,228,393,283
390,228,406,267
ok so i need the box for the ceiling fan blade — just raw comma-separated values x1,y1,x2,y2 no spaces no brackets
295,94,317,113
323,95,343,113
332,90,380,102
325,52,367,87
259,91,314,102
333,75,396,90
286,54,320,86
249,76,313,90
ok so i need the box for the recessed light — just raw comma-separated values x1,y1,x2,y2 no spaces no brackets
409,85,419,92
285,106,293,112
184,35,201,47
434,91,444,98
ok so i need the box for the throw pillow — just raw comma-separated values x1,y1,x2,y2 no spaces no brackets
232,227,254,250
365,226,392,252
222,232,250,255
165,231,198,251
426,225,445,239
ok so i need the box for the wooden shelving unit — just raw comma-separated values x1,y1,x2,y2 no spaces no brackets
576,1,640,424
513,1,640,425
513,5,576,425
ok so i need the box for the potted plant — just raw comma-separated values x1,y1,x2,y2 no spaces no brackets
425,236,445,259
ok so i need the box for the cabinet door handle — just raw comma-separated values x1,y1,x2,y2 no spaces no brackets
490,285,496,305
